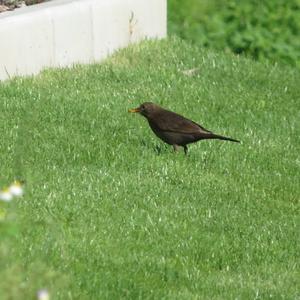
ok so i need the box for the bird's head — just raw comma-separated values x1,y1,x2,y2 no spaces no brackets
128,102,160,118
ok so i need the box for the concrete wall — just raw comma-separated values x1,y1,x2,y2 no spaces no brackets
0,0,166,81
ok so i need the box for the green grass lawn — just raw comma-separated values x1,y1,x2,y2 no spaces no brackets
0,38,299,299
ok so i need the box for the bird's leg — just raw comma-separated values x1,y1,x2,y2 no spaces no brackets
183,145,188,155
173,144,180,153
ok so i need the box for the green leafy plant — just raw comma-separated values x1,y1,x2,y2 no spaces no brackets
168,0,300,67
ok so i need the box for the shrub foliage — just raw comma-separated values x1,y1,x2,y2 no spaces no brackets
168,0,300,67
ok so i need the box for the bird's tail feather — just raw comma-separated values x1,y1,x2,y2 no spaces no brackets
207,134,240,143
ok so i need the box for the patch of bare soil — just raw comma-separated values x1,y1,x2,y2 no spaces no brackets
0,0,48,13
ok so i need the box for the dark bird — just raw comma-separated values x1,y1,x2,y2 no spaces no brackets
129,102,240,154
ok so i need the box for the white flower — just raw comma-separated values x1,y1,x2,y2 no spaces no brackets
0,188,13,202
37,289,50,300
9,180,24,197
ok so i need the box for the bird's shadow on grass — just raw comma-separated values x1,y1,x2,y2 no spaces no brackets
139,139,230,159
153,144,169,155
140,139,170,155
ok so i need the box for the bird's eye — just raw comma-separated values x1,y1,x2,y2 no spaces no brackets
141,105,145,110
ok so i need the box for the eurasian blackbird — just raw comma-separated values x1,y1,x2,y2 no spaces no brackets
129,102,240,154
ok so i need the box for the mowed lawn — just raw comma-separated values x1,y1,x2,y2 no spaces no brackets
0,38,299,299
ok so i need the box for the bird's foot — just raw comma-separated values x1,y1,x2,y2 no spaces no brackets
183,145,188,155
173,144,180,153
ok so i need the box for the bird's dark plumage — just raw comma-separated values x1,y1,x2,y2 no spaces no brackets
129,102,240,154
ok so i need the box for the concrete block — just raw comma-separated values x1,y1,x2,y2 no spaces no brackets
0,11,54,79
0,0,166,81
51,1,94,66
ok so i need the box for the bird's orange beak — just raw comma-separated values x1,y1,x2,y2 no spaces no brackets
128,107,140,113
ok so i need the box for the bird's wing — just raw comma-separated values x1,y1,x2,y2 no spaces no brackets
150,110,212,135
